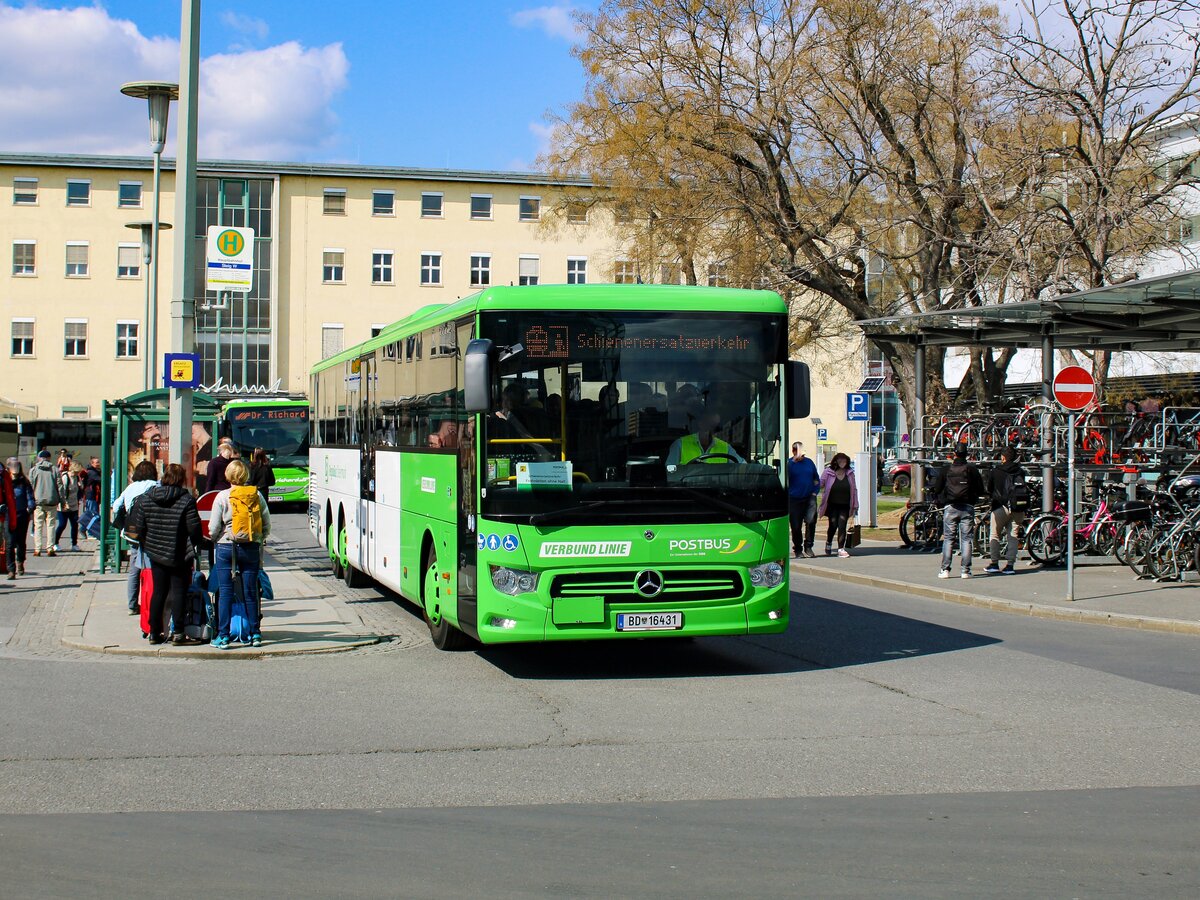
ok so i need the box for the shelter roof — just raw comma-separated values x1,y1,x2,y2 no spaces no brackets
857,268,1200,351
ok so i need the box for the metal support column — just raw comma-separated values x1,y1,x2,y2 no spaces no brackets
912,343,925,502
168,0,200,472
1041,334,1055,513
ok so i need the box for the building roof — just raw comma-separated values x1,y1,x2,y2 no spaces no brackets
0,151,593,188
857,268,1200,352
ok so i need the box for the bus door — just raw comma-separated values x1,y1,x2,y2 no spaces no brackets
356,352,376,576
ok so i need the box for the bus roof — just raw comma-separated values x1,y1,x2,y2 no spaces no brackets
310,284,786,375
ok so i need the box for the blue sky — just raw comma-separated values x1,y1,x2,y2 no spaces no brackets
0,1,592,170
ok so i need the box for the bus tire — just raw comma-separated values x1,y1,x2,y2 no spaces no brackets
422,543,470,651
343,558,368,588
328,522,343,579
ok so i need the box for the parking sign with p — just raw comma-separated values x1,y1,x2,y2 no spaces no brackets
846,392,869,421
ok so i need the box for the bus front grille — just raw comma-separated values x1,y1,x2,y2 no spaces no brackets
549,570,743,603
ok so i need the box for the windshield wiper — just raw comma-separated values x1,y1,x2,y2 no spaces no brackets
674,486,758,521
529,500,635,526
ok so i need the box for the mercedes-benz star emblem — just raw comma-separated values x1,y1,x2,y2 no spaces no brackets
643,530,655,541
635,569,664,597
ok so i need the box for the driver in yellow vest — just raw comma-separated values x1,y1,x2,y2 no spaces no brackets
665,410,744,470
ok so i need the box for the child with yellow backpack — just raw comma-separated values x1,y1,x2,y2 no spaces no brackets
207,459,271,648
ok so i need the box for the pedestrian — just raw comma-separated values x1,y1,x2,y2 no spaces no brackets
817,452,859,557
28,450,61,557
984,446,1030,575
932,442,985,579
125,463,203,645
787,441,820,558
248,446,276,497
54,462,83,553
79,456,103,540
56,448,73,475
206,438,236,493
4,458,35,579
113,460,159,615
208,459,272,649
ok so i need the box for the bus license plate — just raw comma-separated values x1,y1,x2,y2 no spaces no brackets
616,612,683,632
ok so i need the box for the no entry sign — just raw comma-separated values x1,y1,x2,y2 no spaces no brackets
1053,365,1096,411
196,490,219,539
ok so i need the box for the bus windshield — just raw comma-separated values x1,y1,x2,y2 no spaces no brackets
479,310,787,524
227,406,309,468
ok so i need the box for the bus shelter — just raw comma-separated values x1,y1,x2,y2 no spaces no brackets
98,389,222,573
856,267,1200,506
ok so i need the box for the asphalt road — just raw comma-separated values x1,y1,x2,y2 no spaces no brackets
1,513,1197,897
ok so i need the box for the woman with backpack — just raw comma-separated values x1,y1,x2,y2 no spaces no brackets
249,447,276,498
817,452,859,557
54,461,83,553
125,463,203,645
207,459,271,649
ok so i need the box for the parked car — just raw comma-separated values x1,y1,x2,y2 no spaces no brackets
882,460,911,493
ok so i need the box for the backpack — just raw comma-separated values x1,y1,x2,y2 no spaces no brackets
945,463,971,503
998,467,1030,511
228,486,263,543
57,472,70,506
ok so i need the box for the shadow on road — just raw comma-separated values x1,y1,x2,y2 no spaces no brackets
478,591,1001,680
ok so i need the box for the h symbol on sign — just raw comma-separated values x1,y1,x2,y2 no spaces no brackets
219,232,241,254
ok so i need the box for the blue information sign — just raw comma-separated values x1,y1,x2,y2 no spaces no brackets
816,427,828,441
846,392,869,422
163,353,202,389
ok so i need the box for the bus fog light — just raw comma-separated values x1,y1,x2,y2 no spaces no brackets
489,616,518,629
749,561,785,588
767,608,784,620
490,566,540,596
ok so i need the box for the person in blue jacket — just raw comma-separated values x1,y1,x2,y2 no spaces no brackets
4,457,36,578
786,442,820,558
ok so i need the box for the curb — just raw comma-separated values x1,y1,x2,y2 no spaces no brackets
790,561,1200,636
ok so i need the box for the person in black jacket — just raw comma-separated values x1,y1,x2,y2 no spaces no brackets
984,446,1028,575
249,447,276,498
126,463,203,645
930,443,984,579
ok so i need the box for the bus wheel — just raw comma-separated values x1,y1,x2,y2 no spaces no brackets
328,522,343,579
422,544,469,651
343,556,368,588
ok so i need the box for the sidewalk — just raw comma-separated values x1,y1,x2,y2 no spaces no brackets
792,537,1200,635
61,554,383,658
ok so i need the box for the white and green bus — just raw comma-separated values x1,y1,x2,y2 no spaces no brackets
219,397,309,503
309,284,809,649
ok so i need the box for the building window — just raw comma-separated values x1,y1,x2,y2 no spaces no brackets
470,194,493,220
62,406,90,419
1170,216,1199,244
567,202,588,223
118,181,143,208
13,177,37,205
567,257,587,284
117,244,141,278
11,319,34,357
372,190,394,216
370,324,386,338
64,319,88,358
66,179,91,206
65,242,89,277
321,324,344,359
421,192,443,218
518,255,539,286
470,253,491,287
614,260,638,284
323,188,346,215
116,321,139,358
323,249,345,283
519,196,541,222
707,263,727,287
420,252,442,286
372,251,394,285
12,240,35,276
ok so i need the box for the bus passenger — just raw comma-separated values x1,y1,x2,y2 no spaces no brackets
665,410,744,470
429,420,458,449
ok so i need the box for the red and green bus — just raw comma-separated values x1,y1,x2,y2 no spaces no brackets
309,284,809,649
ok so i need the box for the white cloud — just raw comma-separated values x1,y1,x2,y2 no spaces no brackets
529,121,556,157
220,10,269,42
0,3,349,161
510,5,581,42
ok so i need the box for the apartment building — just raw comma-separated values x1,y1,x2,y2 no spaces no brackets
0,152,629,419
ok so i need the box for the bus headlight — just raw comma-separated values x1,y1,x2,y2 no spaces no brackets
749,561,785,589
490,566,540,596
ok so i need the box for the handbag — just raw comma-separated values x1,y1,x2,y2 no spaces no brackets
847,517,862,549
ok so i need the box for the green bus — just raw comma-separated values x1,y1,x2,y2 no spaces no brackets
308,284,809,649
219,397,310,503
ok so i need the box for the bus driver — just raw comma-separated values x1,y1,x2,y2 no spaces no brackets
665,409,744,470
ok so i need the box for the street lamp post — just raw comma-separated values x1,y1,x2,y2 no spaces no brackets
120,81,178,391
124,221,172,390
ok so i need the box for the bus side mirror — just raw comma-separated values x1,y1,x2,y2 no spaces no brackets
464,339,496,413
786,360,811,419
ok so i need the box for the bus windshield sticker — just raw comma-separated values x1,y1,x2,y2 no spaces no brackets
515,461,573,491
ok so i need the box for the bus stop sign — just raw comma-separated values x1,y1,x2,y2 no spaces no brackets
1053,366,1096,411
